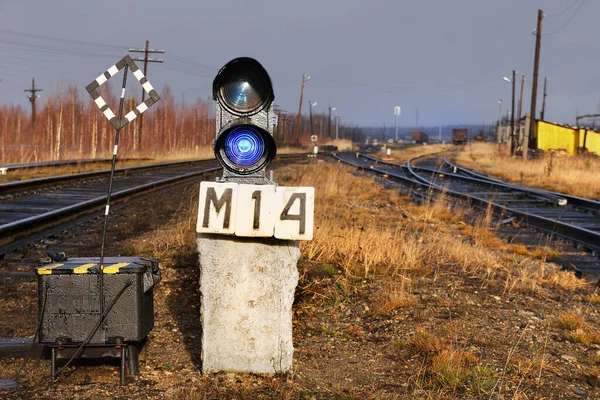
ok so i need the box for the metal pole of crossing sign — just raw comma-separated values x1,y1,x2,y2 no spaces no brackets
98,65,128,323
86,55,160,327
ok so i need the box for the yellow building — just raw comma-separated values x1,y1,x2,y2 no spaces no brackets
536,121,600,155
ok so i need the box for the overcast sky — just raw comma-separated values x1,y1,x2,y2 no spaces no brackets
0,0,596,128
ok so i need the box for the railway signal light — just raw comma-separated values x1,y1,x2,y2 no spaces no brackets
212,57,277,181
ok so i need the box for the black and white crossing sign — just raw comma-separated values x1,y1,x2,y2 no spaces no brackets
86,55,160,130
197,182,314,240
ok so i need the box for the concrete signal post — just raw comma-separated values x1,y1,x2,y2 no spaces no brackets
196,58,314,374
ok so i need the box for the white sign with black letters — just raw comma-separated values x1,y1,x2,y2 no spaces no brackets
197,182,314,240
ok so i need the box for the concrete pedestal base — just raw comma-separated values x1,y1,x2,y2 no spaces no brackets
196,234,300,374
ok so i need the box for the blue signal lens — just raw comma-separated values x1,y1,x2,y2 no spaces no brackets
224,126,265,167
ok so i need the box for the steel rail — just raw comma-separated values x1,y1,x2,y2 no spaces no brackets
406,155,600,253
409,164,566,206
335,152,600,253
0,153,309,253
0,158,152,174
0,166,217,250
0,154,304,197
0,159,216,196
442,156,600,212
332,153,424,187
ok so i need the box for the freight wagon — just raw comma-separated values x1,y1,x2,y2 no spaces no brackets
452,129,468,145
411,130,429,144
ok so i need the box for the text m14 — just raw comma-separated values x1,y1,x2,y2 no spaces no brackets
196,181,314,240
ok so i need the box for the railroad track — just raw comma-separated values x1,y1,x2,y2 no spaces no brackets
409,155,600,247
334,151,600,274
0,154,307,256
0,153,309,362
0,158,150,175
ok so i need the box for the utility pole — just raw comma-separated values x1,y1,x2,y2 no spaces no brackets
335,113,339,140
294,74,310,143
517,75,526,145
510,70,516,155
129,41,164,151
529,9,544,153
24,78,43,161
25,77,43,127
541,77,547,120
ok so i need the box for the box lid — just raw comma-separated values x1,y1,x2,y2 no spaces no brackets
36,257,156,275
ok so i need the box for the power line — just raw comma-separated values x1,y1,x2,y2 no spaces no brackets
0,39,121,58
0,28,125,50
544,0,585,35
170,54,215,73
163,65,213,79
0,28,215,73
317,77,498,94
545,0,582,17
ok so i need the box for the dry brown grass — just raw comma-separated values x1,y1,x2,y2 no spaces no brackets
566,329,600,345
67,160,596,398
430,349,478,390
455,142,600,199
590,294,600,304
290,162,584,295
553,311,600,344
554,310,586,331
409,329,497,394
373,278,417,315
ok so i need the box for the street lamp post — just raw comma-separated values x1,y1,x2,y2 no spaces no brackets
328,104,336,138
394,106,401,142
497,99,503,143
309,101,317,137
335,112,339,140
503,71,516,155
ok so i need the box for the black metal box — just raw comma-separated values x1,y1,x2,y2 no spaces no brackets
36,257,160,344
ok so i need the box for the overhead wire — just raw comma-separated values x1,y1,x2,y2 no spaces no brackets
0,28,216,78
545,0,583,17
544,0,585,35
0,28,126,51
316,77,498,94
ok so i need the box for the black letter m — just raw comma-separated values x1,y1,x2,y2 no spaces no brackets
202,187,233,229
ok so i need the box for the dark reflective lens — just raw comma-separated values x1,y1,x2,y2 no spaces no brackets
215,58,273,114
220,79,266,113
224,126,265,167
